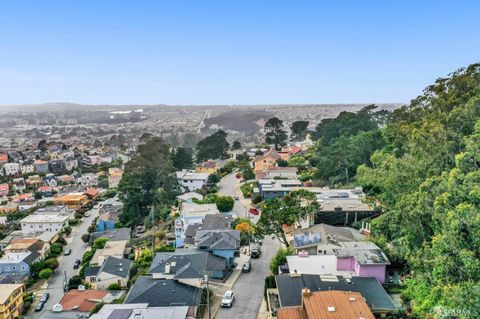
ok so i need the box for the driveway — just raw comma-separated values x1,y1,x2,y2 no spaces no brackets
31,207,100,318
216,174,280,319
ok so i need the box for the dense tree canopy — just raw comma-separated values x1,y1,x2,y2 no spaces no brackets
171,147,193,170
118,137,180,225
290,120,309,141
352,63,480,316
264,117,288,150
196,130,230,162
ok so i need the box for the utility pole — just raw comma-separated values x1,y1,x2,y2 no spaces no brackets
150,205,155,254
204,274,211,319
247,208,251,255
63,270,68,293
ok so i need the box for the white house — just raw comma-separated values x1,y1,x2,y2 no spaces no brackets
176,170,209,192
4,163,20,176
65,158,78,171
20,214,70,235
20,160,35,175
175,203,219,247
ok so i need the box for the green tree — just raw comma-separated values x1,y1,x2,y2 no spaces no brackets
93,238,109,250
44,258,59,270
290,120,309,141
231,140,242,150
107,283,122,290
256,190,318,247
270,247,294,275
81,234,90,243
68,275,83,290
215,196,234,212
171,147,193,170
265,117,288,150
196,130,230,162
118,137,180,225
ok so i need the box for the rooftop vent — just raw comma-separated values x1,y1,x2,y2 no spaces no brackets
349,297,356,301
327,307,336,312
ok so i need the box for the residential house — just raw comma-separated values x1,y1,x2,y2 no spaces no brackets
0,184,8,197
292,187,376,225
0,251,41,276
65,157,78,171
108,168,123,188
82,155,102,167
12,178,26,192
13,193,34,203
37,186,53,197
20,159,35,175
0,284,25,319
59,289,109,313
194,230,240,267
3,163,20,176
54,193,88,210
175,203,219,247
43,174,58,188
49,159,66,175
85,256,132,290
261,166,298,180
277,290,375,319
35,205,72,217
254,148,280,172
183,214,232,246
0,154,7,165
85,188,100,200
90,304,189,319
34,160,49,174
81,173,99,187
7,152,23,163
195,161,217,174
291,223,364,256
258,178,303,199
90,240,129,266
4,238,50,258
277,149,292,162
95,203,122,232
176,170,209,192
176,192,203,204
20,214,70,235
26,175,41,187
56,174,74,184
90,228,131,244
150,250,229,282
275,274,396,314
125,276,201,317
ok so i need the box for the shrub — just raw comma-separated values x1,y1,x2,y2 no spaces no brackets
64,225,72,235
56,236,67,245
44,258,59,270
39,268,53,280
93,238,109,250
82,250,94,265
155,245,175,252
68,275,83,290
270,247,294,275
252,194,262,204
74,212,83,219
81,234,91,243
107,283,121,290
215,195,234,212
22,301,32,315
50,243,63,257
88,225,95,233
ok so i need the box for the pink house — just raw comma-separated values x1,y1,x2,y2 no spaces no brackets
335,242,390,283
0,183,9,196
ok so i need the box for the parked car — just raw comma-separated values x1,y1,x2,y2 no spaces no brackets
64,248,72,256
251,243,261,258
84,211,90,217
242,262,251,273
234,196,240,200
235,173,242,179
52,303,63,312
35,302,44,312
248,208,259,215
40,292,50,303
73,259,81,269
221,290,235,307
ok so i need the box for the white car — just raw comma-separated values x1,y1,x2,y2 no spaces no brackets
221,290,235,307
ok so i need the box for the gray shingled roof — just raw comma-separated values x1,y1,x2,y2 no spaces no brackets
84,266,101,277
125,276,201,307
195,230,240,250
149,251,227,279
275,274,396,312
91,228,131,243
99,256,132,278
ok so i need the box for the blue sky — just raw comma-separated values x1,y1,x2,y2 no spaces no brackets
0,1,479,105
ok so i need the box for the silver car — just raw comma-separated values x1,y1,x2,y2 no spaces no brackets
221,290,235,307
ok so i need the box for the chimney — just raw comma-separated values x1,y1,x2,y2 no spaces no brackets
165,263,171,274
301,288,311,307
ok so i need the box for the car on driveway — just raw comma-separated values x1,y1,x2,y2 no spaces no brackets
73,259,81,269
248,208,259,215
234,196,240,200
35,302,44,312
221,290,235,307
242,262,251,273
64,248,72,256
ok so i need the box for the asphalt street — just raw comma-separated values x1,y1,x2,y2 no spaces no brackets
31,206,100,318
216,174,280,319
